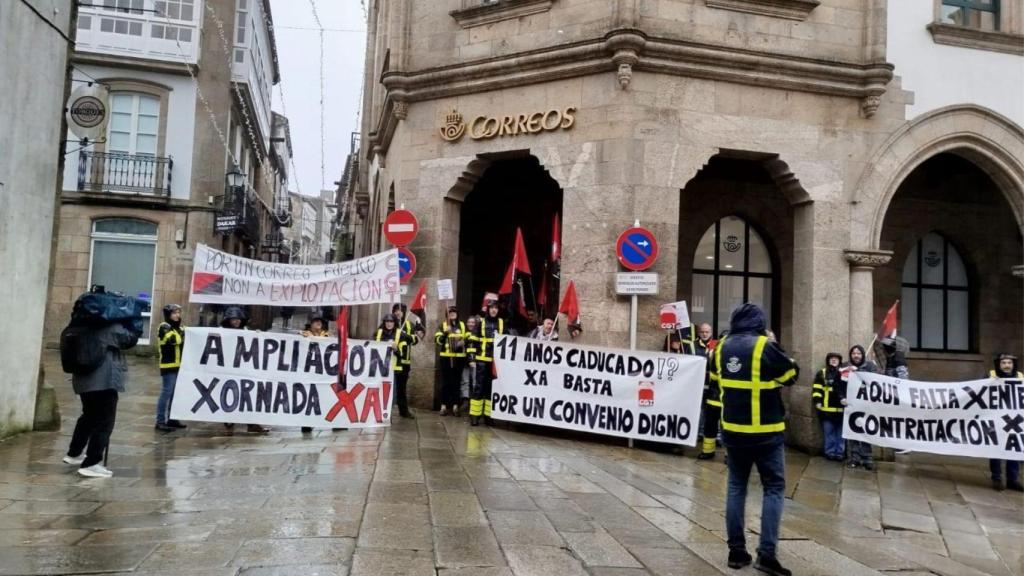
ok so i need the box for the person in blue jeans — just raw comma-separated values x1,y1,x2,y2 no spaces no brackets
712,303,798,569
155,304,186,432
988,353,1022,492
812,352,846,461
711,304,799,576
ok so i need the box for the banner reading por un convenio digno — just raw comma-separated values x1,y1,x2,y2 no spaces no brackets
171,328,395,428
844,372,1024,459
492,335,706,445
189,243,399,306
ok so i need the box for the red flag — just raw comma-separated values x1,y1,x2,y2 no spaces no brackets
481,292,499,312
537,263,549,309
500,228,532,294
558,280,580,325
878,300,899,340
336,307,349,389
410,280,428,324
551,214,561,263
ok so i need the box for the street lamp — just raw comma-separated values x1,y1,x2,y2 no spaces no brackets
226,166,246,189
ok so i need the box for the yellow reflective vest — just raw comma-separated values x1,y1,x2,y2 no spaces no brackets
470,316,504,363
435,320,467,358
157,322,184,371
711,334,799,434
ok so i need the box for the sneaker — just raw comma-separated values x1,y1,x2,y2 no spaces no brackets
247,424,269,433
452,406,459,417
167,420,187,429
697,451,715,461
992,479,1005,491
62,454,85,466
754,554,791,576
728,548,752,569
155,423,175,432
1008,481,1023,492
863,461,875,471
439,407,448,416
847,460,861,469
77,464,113,478
301,427,313,434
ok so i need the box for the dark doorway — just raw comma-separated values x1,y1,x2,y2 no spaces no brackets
458,156,563,334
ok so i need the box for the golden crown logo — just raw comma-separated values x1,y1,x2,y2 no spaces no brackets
440,109,466,142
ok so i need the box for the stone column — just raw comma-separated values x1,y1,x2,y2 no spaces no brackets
844,249,893,347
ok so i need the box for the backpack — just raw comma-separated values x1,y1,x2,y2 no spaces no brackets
60,323,107,375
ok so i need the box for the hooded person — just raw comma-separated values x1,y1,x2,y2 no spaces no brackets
376,314,416,419
155,304,186,432
218,307,267,433
710,303,799,576
812,352,845,461
435,306,467,416
392,303,424,418
880,336,911,454
845,344,877,470
302,313,330,337
988,353,1022,492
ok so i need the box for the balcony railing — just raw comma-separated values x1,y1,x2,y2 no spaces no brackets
77,151,172,196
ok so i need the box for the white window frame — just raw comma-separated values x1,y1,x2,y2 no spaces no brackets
107,92,160,156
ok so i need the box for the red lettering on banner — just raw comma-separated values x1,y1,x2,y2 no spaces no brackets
326,382,393,424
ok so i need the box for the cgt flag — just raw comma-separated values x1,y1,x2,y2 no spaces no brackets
558,280,580,326
409,279,428,325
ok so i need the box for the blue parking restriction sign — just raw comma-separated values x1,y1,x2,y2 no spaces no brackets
616,227,659,271
398,247,417,283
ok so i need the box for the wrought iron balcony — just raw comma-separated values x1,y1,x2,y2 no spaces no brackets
77,151,172,196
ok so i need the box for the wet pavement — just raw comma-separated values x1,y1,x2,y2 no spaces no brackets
0,351,1020,576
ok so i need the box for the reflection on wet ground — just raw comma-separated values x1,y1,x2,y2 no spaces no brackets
0,352,1020,575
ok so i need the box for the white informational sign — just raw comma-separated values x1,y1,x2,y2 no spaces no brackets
189,244,399,306
491,336,706,445
437,279,454,301
171,328,395,428
844,372,1024,459
659,301,690,330
615,273,658,295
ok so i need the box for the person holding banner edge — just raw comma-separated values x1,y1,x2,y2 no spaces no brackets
988,353,1023,492
393,303,426,418
376,314,416,419
812,352,846,461
712,303,799,576
435,307,468,416
469,299,504,426
219,306,269,434
155,304,186,432
845,345,877,470
694,323,721,461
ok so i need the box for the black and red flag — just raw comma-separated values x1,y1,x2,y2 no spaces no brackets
499,227,532,318
409,279,428,325
335,307,350,392
558,280,580,330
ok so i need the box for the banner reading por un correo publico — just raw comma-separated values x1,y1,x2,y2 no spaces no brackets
170,328,395,428
844,372,1024,459
491,335,707,445
189,243,399,306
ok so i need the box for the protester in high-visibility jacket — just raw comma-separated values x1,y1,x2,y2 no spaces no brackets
988,353,1022,492
392,303,424,419
711,303,799,576
301,314,330,338
155,304,186,432
461,316,480,410
376,314,415,419
694,323,721,460
812,352,845,461
468,300,503,426
435,306,467,417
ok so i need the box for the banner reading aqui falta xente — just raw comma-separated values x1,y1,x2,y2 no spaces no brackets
491,336,706,445
189,244,399,306
171,328,395,428
844,372,1024,459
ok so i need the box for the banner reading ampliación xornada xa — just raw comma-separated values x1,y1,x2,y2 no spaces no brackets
492,335,706,445
189,243,399,306
171,328,395,428
844,372,1024,459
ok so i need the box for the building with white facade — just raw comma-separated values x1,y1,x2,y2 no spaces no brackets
47,0,291,343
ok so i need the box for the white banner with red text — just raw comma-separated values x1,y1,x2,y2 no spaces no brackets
189,243,399,306
843,372,1024,459
491,335,706,445
170,327,395,428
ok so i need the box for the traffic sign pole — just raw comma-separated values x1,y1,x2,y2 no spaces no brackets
628,219,640,449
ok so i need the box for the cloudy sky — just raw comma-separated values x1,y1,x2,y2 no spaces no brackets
268,0,367,197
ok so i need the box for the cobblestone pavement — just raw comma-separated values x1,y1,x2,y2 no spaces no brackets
0,352,1020,576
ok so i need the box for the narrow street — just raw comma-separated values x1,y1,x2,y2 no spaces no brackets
0,352,1019,576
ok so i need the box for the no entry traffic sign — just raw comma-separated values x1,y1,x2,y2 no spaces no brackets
398,247,416,284
384,209,418,247
616,227,659,271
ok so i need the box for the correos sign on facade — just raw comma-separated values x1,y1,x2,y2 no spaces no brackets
440,107,577,142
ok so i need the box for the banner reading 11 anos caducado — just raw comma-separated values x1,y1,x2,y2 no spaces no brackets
189,243,399,306
492,336,707,445
171,328,395,428
844,372,1024,459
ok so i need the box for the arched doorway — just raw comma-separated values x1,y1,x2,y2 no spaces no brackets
457,155,563,334
876,152,1023,380
678,154,792,341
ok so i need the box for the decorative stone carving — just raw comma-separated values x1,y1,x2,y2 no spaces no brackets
607,30,645,89
705,0,820,21
844,249,893,268
861,94,881,118
393,101,409,121
1013,265,1024,279
616,62,633,89
927,23,1024,57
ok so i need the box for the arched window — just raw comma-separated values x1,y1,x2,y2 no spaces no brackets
692,216,776,336
90,218,158,343
901,232,970,351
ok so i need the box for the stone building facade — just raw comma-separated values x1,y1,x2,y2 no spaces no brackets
45,0,292,347
350,0,1024,450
